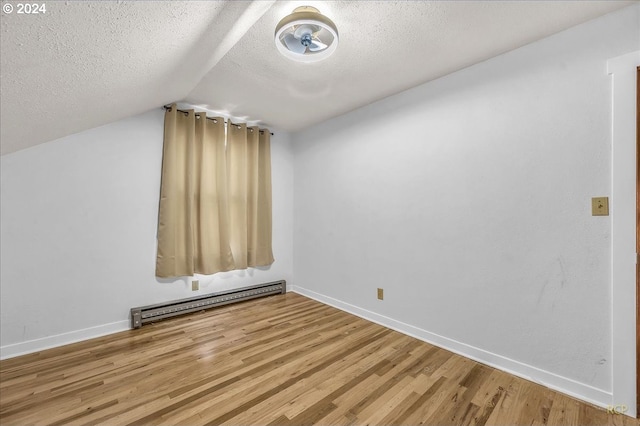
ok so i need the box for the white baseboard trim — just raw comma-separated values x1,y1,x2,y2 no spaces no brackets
0,320,130,360
291,285,612,410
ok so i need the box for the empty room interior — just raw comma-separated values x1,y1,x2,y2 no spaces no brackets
1,0,639,424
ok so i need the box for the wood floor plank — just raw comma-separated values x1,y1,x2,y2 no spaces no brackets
356,375,417,424
386,374,448,424
0,292,637,426
514,381,554,425
430,364,493,426
547,392,581,426
278,332,403,419
200,328,393,426
216,332,401,425
142,317,383,425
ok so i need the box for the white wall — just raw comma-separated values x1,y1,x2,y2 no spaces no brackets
292,4,639,409
0,108,294,357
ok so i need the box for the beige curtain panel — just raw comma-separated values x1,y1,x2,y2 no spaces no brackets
156,106,274,278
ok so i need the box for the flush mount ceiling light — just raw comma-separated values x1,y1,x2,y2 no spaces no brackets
274,6,338,63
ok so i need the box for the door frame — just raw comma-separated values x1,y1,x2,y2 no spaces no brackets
636,65,639,417
608,50,639,418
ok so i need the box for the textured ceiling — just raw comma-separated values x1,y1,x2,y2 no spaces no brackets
0,0,634,155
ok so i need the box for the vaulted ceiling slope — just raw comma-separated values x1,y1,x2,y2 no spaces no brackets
0,0,633,155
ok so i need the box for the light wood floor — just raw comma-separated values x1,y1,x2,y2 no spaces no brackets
0,292,637,426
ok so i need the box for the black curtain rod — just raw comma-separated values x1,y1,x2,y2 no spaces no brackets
163,105,274,136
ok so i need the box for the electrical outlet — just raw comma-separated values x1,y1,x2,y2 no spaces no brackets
192,280,199,291
377,288,384,300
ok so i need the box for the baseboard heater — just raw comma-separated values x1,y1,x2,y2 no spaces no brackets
130,280,286,329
